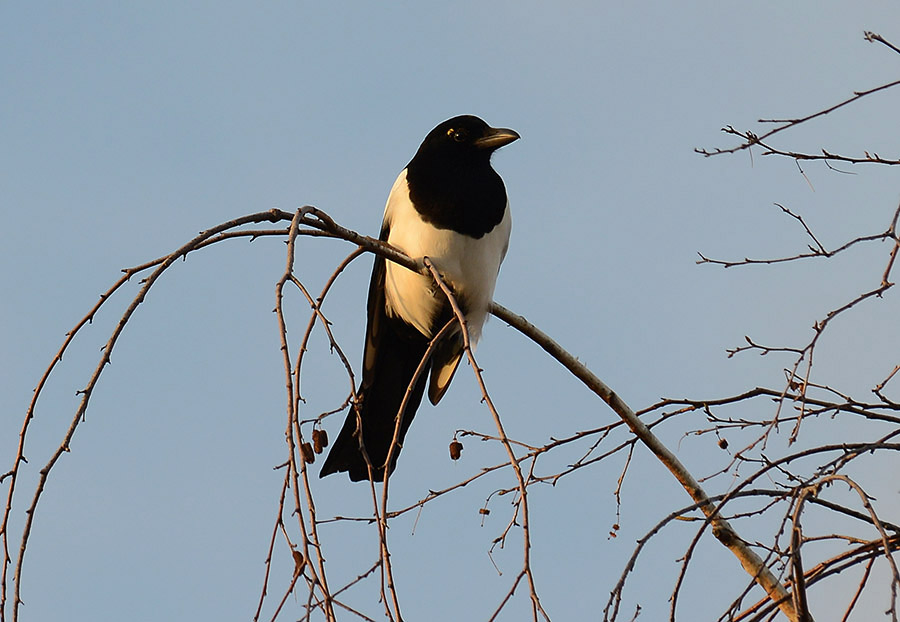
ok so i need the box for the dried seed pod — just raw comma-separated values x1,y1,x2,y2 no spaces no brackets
301,442,315,464
478,508,490,516
449,440,463,460
717,438,729,450
312,428,328,453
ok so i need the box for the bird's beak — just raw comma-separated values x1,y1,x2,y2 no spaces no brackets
474,127,520,150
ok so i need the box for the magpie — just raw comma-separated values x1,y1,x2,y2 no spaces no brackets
319,115,519,481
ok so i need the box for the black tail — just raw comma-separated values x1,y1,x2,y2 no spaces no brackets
319,319,431,481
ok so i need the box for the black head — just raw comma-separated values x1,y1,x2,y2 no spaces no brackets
405,116,519,238
412,115,520,165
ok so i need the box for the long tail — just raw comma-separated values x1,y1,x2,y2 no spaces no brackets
319,322,431,481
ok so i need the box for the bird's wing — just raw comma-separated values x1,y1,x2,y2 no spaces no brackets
320,176,436,480
361,219,390,394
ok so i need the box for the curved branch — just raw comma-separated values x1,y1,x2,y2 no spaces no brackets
490,303,801,621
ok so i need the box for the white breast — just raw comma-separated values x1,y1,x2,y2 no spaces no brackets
382,169,511,343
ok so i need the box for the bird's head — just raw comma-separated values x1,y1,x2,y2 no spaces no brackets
413,115,520,164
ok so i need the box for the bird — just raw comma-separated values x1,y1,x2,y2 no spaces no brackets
319,115,519,482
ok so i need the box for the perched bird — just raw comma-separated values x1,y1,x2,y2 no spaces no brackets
319,115,519,481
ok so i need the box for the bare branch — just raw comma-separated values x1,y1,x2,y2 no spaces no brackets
490,303,801,621
696,32,900,169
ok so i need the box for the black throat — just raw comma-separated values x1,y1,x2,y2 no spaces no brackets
405,152,507,239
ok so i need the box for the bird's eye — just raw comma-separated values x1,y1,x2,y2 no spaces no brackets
447,128,468,143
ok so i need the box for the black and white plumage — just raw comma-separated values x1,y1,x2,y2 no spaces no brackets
319,115,519,481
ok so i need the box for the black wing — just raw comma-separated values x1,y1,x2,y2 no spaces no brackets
319,224,432,481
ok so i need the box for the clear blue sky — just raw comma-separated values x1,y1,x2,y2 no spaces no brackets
3,3,900,620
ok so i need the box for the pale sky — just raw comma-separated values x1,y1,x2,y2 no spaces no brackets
3,3,900,621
